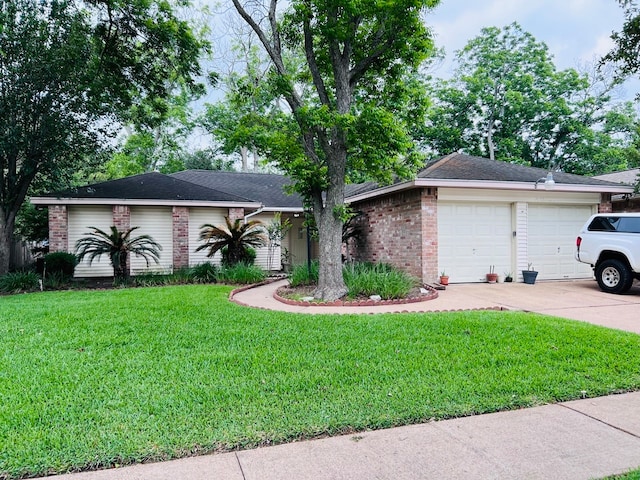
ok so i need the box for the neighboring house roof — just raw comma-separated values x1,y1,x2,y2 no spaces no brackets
593,168,640,185
31,172,260,208
345,153,633,202
171,170,303,210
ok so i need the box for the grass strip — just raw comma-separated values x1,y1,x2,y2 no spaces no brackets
1,285,639,478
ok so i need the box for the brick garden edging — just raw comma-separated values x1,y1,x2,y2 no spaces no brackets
272,285,439,307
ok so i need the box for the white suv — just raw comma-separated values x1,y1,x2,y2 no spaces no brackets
575,213,640,294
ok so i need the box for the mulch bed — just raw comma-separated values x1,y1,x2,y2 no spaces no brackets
274,284,438,307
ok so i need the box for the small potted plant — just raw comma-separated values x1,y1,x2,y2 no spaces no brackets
504,272,513,283
439,270,449,286
522,262,538,284
486,265,498,283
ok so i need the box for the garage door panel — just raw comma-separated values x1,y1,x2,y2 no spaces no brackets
438,202,512,283
527,205,593,280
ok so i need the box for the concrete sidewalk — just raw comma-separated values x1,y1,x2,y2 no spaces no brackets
48,392,640,480
40,279,640,480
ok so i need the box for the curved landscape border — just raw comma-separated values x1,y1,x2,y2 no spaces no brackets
273,284,439,307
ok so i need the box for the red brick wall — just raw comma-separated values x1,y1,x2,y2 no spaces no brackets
173,207,189,269
112,205,130,231
228,208,244,221
420,189,438,283
598,194,613,213
48,205,68,253
351,188,438,282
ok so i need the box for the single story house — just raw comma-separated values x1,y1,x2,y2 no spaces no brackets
31,171,312,277
32,153,632,283
593,168,640,212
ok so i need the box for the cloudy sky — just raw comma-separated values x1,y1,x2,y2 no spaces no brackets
426,0,627,78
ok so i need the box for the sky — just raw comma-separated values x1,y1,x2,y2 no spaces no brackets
425,0,633,93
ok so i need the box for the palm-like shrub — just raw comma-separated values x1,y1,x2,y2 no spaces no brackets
196,217,266,266
75,226,162,281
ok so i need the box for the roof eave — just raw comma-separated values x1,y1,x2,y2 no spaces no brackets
30,197,262,209
345,179,633,203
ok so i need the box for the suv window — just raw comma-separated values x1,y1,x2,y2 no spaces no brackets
588,216,640,233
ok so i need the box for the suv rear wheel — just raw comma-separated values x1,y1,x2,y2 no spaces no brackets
595,259,634,294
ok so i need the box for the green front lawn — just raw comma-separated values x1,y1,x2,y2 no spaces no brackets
2,285,640,478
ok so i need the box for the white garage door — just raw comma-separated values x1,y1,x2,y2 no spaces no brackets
527,205,593,280
130,207,173,275
438,202,512,283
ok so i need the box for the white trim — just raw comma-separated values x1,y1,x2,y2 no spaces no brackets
262,207,305,213
30,197,261,208
345,179,633,203
437,187,601,205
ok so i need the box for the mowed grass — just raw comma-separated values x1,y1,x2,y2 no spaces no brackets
2,285,640,478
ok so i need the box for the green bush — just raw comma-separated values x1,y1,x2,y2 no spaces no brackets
289,260,319,287
221,246,256,267
44,252,77,278
190,262,218,283
0,271,40,293
43,271,71,290
343,262,417,299
131,269,194,287
218,263,266,284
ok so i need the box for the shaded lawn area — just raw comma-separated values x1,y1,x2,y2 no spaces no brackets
1,285,640,478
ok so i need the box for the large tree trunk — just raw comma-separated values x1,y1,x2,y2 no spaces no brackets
0,218,12,276
312,148,348,301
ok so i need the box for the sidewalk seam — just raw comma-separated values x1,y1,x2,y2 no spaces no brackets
234,452,247,480
559,403,640,439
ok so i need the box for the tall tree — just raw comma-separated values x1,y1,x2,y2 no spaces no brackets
604,0,640,82
0,0,208,274
423,23,625,173
231,0,439,300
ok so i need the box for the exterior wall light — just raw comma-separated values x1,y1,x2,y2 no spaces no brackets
535,172,556,190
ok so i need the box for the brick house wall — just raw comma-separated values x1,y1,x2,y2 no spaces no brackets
112,205,130,231
351,188,438,283
172,207,190,269
228,207,245,221
48,205,68,253
598,194,613,213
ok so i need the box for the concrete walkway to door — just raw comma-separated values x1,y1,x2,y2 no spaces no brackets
231,278,640,334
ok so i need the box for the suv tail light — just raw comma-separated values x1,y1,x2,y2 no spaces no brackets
576,236,582,250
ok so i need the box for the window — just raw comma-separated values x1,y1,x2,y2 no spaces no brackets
588,216,640,233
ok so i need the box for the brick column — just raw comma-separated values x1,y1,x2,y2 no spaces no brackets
228,207,244,222
421,188,438,284
598,193,613,213
48,205,68,253
173,207,189,269
112,205,130,231
112,205,131,276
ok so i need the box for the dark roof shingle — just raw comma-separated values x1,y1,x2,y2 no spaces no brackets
171,170,303,208
43,172,255,203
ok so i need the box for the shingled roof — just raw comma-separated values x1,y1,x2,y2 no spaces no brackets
171,170,303,209
418,153,622,185
38,172,257,204
33,153,632,208
345,153,630,200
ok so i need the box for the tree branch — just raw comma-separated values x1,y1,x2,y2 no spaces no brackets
303,16,330,106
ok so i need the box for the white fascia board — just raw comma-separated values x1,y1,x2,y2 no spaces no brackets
344,179,633,203
29,197,262,209
261,206,305,213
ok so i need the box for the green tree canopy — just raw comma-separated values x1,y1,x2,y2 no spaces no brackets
0,0,208,273
423,23,639,175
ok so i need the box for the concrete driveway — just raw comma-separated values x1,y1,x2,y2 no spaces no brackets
233,278,640,334
440,279,640,334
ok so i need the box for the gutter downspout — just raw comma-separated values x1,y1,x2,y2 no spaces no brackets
243,205,264,224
